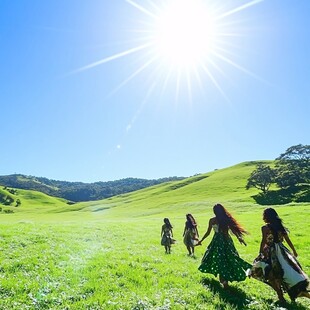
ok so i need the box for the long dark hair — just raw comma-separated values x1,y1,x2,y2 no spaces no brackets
213,204,247,238
263,208,287,234
185,213,197,229
164,218,173,229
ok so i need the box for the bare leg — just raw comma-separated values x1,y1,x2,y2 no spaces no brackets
269,279,285,303
186,246,192,255
219,275,229,289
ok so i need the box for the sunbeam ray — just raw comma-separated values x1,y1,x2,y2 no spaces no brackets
186,69,193,105
106,55,159,99
126,0,158,19
215,0,264,20
212,50,268,84
71,42,153,74
201,63,231,103
175,69,182,103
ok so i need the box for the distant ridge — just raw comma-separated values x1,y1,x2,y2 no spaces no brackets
0,174,185,202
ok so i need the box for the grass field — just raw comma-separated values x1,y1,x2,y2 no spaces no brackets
0,162,309,309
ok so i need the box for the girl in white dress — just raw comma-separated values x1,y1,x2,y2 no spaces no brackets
249,208,310,303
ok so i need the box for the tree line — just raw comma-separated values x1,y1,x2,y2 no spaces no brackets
0,175,184,203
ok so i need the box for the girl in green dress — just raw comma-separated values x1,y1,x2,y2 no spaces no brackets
197,203,251,288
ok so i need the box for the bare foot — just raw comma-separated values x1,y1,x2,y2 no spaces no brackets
221,281,229,289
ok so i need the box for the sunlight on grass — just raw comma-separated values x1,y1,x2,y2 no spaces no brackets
0,202,309,309
0,161,309,309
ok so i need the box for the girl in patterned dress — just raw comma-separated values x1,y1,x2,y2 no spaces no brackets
161,218,175,254
248,208,310,303
183,214,199,256
197,203,251,289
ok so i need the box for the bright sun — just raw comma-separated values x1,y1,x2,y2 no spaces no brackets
153,0,216,69
74,0,263,99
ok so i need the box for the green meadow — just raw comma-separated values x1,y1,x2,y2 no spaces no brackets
0,162,309,309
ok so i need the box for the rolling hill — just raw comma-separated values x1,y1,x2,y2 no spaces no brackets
0,174,184,202
0,160,273,216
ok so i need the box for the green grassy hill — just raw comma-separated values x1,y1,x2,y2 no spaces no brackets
0,161,309,309
0,174,184,202
73,160,272,218
1,160,270,217
0,186,70,214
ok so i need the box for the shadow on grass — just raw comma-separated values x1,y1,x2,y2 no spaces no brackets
201,278,249,309
201,278,309,310
252,185,310,205
252,190,292,205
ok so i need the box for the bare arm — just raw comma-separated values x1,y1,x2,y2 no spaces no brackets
161,226,164,237
232,231,247,246
283,233,298,257
197,218,213,245
196,227,199,238
259,226,268,254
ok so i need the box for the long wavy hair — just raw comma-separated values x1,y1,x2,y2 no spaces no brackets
185,213,197,229
263,208,287,234
164,218,173,229
213,204,247,238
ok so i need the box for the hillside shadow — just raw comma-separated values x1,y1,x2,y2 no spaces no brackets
201,278,248,309
252,185,310,205
252,190,291,205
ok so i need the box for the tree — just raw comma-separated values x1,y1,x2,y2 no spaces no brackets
246,164,274,194
275,144,310,189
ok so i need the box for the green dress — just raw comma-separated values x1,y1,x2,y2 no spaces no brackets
198,224,251,282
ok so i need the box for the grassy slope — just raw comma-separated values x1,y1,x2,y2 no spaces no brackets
0,161,309,309
73,160,272,219
1,160,271,216
0,187,71,216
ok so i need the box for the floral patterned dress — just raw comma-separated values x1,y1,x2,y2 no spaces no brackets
183,227,198,247
249,225,309,300
198,224,251,282
161,225,174,246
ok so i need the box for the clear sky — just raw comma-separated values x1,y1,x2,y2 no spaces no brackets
0,0,309,182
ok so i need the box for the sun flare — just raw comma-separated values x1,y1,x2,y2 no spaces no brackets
74,0,264,100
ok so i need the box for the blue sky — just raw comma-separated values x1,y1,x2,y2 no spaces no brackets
1,0,309,182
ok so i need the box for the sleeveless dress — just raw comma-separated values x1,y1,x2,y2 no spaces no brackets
161,225,174,246
249,225,309,300
198,224,251,282
183,227,198,247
